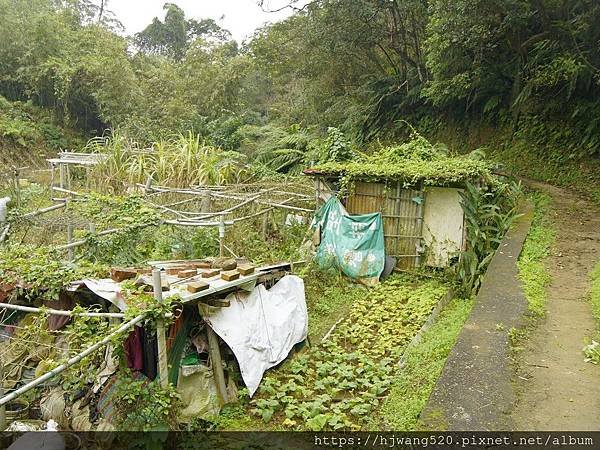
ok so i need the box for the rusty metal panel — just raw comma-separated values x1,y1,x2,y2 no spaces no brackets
346,181,423,269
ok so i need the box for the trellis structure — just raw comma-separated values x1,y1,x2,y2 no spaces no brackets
0,176,315,429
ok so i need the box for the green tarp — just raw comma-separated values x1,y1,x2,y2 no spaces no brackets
312,197,385,285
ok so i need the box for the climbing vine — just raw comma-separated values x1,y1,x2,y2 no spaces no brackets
0,244,108,302
314,133,491,195
112,374,181,431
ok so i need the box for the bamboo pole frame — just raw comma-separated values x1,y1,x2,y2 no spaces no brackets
0,314,145,407
21,202,66,219
0,302,125,318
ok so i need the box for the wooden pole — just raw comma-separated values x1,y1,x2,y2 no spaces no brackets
262,210,270,240
200,190,211,213
66,164,71,190
49,163,55,202
144,174,154,195
206,324,228,405
152,269,169,388
13,168,20,208
59,163,65,189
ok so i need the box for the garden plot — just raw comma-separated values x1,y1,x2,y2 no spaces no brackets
244,275,449,431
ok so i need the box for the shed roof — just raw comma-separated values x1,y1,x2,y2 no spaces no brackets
306,157,489,186
305,136,491,186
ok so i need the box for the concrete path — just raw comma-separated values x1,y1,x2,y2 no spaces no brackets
420,204,533,430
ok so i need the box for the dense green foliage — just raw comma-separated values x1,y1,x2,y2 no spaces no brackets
458,180,523,294
314,133,491,188
88,132,247,189
0,244,107,301
2,0,599,180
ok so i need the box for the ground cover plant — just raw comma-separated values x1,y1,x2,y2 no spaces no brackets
517,193,555,316
582,261,600,364
374,297,473,430
234,275,450,431
0,0,599,438
313,133,492,191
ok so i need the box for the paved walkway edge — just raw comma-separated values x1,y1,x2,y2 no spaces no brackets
420,202,534,431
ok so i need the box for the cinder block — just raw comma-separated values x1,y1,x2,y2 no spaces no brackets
201,269,221,278
193,261,212,269
166,266,186,275
178,269,197,279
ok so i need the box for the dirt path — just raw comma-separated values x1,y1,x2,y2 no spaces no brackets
511,181,600,430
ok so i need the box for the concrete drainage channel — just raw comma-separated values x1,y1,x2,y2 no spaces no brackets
420,202,534,431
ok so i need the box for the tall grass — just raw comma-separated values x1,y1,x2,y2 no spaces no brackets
88,131,247,189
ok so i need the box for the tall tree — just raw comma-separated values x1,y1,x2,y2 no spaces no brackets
134,3,231,60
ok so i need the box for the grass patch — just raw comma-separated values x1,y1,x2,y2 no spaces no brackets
373,297,473,431
517,192,555,316
582,261,600,364
301,265,362,341
492,144,600,204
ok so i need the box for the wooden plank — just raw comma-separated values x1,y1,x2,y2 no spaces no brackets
110,267,137,282
207,325,228,405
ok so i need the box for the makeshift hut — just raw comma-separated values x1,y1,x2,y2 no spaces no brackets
304,138,491,271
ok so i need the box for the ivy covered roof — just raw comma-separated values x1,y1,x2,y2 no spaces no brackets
306,135,491,186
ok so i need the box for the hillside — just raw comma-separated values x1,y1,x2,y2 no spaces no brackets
0,96,87,169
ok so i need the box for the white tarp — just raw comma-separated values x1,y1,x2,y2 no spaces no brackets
200,275,308,397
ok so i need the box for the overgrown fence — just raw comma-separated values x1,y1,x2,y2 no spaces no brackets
0,177,317,427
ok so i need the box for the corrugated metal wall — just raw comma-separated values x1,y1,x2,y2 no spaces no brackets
345,181,424,269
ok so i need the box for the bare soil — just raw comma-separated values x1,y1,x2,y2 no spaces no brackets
511,182,600,430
